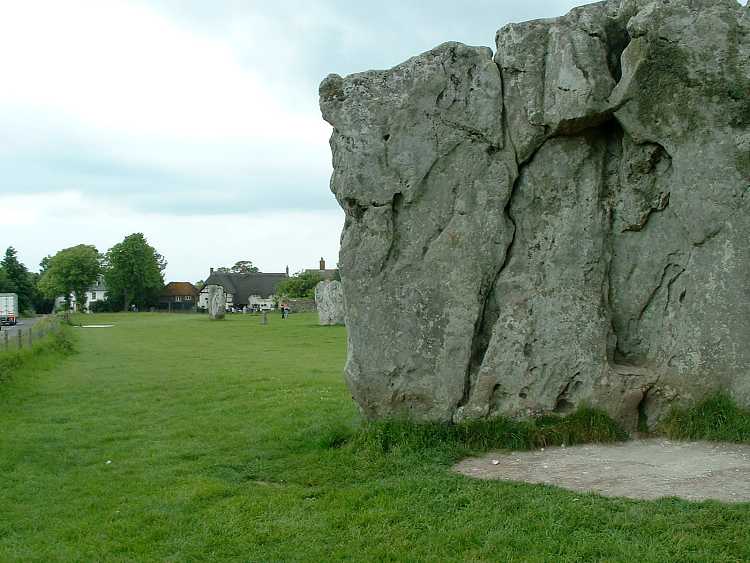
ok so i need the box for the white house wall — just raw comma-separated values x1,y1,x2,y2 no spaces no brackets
248,295,275,310
199,290,234,309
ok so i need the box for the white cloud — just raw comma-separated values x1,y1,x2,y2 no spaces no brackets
0,1,326,142
0,0,332,207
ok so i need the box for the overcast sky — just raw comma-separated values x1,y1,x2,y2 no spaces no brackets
1,0,585,282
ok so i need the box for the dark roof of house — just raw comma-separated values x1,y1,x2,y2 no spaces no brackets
304,268,339,280
161,282,198,297
202,272,288,302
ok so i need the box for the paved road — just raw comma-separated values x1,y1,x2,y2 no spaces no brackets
0,316,45,339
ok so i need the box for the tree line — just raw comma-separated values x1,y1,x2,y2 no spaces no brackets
0,233,165,314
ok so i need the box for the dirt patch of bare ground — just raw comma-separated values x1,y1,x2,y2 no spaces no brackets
454,439,750,503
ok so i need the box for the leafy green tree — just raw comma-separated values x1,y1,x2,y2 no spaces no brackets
39,245,101,311
29,255,56,313
275,271,322,299
0,266,16,293
216,260,260,274
39,255,52,274
104,233,166,311
1,247,35,312
31,279,55,313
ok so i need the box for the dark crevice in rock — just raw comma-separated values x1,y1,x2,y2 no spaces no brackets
553,110,619,138
540,29,551,118
380,193,404,272
458,137,530,409
636,385,656,432
466,177,518,369
456,64,519,411
342,197,367,220
604,215,618,362
554,375,579,414
603,18,631,83
383,134,390,168
488,383,505,415
522,104,633,165
600,121,624,363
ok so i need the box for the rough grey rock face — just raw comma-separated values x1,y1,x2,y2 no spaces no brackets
315,280,345,325
207,285,225,320
320,0,750,430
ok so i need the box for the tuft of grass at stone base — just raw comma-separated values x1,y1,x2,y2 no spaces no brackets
351,406,627,457
660,393,750,444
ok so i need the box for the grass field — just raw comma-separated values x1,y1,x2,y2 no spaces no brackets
1,313,749,561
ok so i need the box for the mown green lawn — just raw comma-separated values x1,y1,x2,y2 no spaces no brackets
1,313,748,561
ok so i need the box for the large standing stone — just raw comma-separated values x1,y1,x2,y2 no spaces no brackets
320,0,750,429
207,285,225,320
315,280,345,325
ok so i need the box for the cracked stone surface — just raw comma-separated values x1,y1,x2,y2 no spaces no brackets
315,280,346,325
453,439,750,503
320,0,750,427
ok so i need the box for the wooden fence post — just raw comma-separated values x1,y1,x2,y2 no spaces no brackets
3,331,8,352
17,330,22,349
28,327,33,348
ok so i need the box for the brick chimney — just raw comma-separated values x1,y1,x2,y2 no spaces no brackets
210,267,214,274
320,257,325,270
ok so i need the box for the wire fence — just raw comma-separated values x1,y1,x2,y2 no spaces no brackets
1,316,63,353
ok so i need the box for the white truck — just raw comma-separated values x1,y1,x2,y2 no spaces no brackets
0,293,19,326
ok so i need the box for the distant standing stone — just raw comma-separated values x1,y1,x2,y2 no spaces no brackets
207,285,225,320
315,280,345,325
